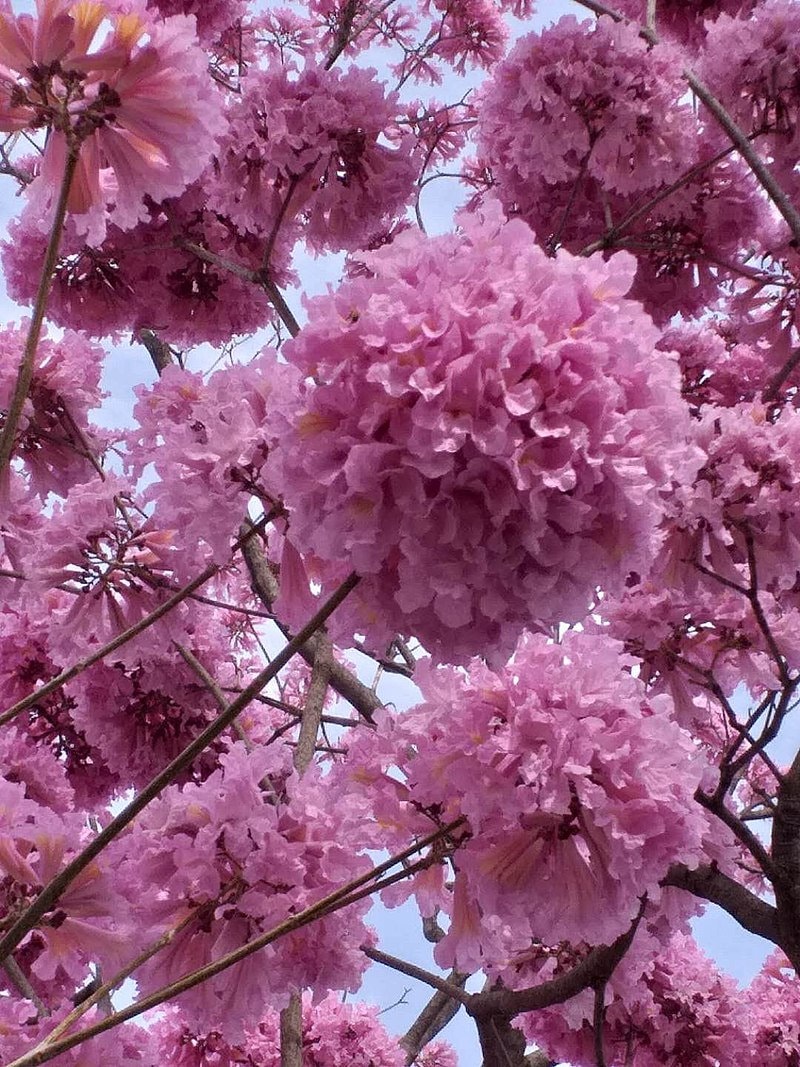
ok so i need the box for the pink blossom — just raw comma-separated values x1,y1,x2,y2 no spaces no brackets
127,354,299,576
19,475,189,662
0,996,156,1066
744,950,800,1064
113,745,374,1038
477,17,696,202
523,932,751,1067
208,63,418,255
152,991,439,1067
0,600,118,806
276,207,697,662
0,323,107,499
0,3,225,242
0,776,129,986
333,632,710,967
701,1,800,193
2,178,295,345
615,0,757,45
138,0,246,44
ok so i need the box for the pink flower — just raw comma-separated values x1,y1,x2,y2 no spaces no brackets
3,178,295,344
0,2,224,241
0,323,107,499
523,932,752,1067
208,63,417,255
276,206,697,662
477,17,695,203
113,746,374,1039
333,631,711,967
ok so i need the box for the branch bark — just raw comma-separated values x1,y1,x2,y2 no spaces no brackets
772,750,800,969
241,521,380,723
663,863,779,943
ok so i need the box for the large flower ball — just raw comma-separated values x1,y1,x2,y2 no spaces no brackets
277,208,696,663
476,17,695,211
332,632,710,965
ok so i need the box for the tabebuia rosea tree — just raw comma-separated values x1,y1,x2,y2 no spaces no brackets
1,0,800,1064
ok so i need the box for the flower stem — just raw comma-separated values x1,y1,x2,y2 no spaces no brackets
0,147,79,477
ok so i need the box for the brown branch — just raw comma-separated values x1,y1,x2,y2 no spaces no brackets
763,346,800,404
3,957,49,1018
280,992,303,1067
468,907,643,1019
400,973,468,1064
772,748,800,969
363,947,472,1006
241,521,380,723
136,329,176,375
294,633,332,774
662,863,779,942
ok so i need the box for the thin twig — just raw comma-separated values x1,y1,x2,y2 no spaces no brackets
3,957,49,1017
0,573,360,967
0,516,272,728
363,947,472,1006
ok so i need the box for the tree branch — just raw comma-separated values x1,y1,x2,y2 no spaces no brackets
241,522,380,723
468,907,643,1019
662,862,779,943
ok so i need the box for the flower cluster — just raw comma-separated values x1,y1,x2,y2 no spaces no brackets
0,775,129,990
333,632,709,968
615,0,758,45
113,745,375,1037
276,208,696,662
0,996,156,1066
477,17,695,205
523,933,752,1067
2,179,295,345
0,324,107,499
142,0,246,43
744,951,800,1064
17,475,185,661
153,993,417,1067
701,0,800,195
128,354,299,575
209,63,418,255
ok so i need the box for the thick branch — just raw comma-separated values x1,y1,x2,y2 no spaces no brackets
400,974,467,1064
294,634,332,773
280,993,303,1067
468,910,642,1019
772,749,800,969
241,522,379,723
663,863,779,943
475,1013,528,1067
